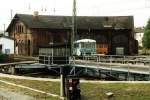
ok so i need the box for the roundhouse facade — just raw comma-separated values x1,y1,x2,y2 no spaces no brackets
6,13,138,56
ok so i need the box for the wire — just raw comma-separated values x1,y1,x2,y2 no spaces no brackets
92,0,150,15
106,6,150,14
53,0,56,14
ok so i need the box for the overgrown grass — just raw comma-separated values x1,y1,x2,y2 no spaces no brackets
1,77,150,100
81,83,150,100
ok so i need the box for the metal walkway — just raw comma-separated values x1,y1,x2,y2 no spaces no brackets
42,55,150,81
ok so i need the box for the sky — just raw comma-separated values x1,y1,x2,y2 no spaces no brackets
0,0,150,31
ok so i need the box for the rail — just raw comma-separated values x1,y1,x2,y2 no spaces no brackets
0,61,38,67
73,55,149,65
38,54,150,66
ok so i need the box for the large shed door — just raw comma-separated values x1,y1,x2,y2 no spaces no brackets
112,34,128,55
116,47,124,55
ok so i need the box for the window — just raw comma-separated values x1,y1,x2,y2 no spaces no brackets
5,49,10,54
16,24,24,33
74,43,79,48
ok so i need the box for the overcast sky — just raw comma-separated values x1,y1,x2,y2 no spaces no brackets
0,0,150,31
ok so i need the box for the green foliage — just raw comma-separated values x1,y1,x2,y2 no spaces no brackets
145,19,150,30
143,30,150,48
143,18,150,49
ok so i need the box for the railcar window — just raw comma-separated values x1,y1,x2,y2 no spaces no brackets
90,42,94,48
74,43,79,48
81,42,84,48
80,42,96,48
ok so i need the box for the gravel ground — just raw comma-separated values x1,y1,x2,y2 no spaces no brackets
0,73,63,100
0,89,35,100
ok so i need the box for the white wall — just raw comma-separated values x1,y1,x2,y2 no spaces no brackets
135,32,144,47
0,37,14,54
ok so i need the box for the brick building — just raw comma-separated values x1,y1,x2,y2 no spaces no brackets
6,13,138,56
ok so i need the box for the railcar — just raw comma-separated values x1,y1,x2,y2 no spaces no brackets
96,44,108,55
73,39,96,56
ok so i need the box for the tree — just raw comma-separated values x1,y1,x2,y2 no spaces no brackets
142,18,150,49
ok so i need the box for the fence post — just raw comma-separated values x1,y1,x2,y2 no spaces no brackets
109,55,112,75
127,63,130,81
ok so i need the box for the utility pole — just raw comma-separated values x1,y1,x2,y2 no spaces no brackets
71,0,77,57
60,0,77,98
10,9,13,20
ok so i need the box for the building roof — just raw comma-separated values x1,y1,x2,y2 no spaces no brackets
6,14,134,31
74,39,96,43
